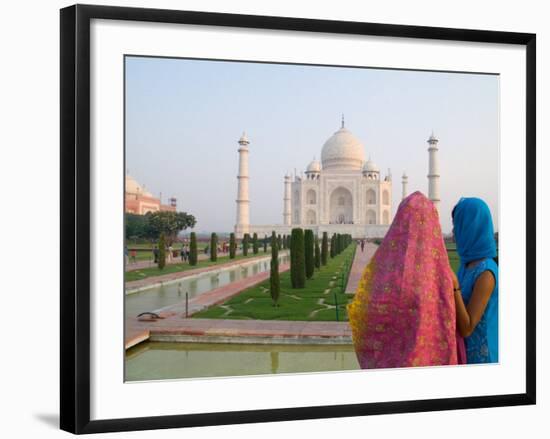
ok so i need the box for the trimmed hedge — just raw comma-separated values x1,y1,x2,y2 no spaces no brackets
229,232,236,259
189,232,198,266
270,231,280,306
321,231,328,266
290,228,306,288
158,232,166,269
304,229,314,279
210,232,218,262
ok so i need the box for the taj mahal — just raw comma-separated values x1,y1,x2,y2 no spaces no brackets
234,116,441,239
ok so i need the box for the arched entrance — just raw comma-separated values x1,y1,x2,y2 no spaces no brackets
329,187,353,224
366,209,376,225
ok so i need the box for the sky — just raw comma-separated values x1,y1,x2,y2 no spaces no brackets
125,56,499,234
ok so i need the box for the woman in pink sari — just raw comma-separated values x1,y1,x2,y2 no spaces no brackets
347,191,464,369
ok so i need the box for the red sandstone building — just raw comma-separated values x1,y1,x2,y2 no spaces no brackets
125,174,176,215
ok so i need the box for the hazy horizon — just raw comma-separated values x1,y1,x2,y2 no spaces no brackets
125,56,499,234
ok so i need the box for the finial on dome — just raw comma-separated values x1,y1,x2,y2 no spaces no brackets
341,114,345,128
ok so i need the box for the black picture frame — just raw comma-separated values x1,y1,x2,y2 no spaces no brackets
60,4,536,434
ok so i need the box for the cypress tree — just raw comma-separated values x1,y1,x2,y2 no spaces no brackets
321,232,328,266
229,232,236,259
278,234,282,251
304,229,314,279
242,233,249,256
330,234,336,258
290,228,306,288
263,235,268,252
158,232,166,269
210,232,217,262
189,232,198,266
252,232,259,254
270,231,280,306
314,235,321,269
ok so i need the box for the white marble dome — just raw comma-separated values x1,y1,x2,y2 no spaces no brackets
306,158,321,173
321,125,366,171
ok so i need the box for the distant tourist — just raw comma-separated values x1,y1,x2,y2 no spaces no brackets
153,245,159,264
360,239,365,253
124,246,129,265
130,248,137,263
451,197,499,364
347,191,464,369
167,245,173,262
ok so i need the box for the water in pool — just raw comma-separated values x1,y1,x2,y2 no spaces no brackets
125,342,360,381
125,254,288,320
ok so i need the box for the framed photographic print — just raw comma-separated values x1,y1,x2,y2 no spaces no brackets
60,4,536,434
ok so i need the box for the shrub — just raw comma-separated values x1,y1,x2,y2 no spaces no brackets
321,232,328,266
189,232,198,266
242,233,249,256
210,232,218,262
252,232,259,254
270,231,280,306
314,235,321,269
304,229,314,279
290,228,306,288
229,232,236,259
158,232,166,269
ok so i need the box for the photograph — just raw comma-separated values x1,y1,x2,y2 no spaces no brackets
123,56,499,382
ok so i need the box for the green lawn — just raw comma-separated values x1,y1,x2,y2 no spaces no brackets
193,245,356,322
446,245,460,274
125,251,272,282
445,244,498,275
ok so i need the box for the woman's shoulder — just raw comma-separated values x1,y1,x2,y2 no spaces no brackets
472,258,498,283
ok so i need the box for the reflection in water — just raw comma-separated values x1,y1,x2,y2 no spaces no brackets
270,351,279,374
125,342,359,381
125,255,289,319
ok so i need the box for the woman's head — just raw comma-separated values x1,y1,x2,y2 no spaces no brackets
452,197,496,265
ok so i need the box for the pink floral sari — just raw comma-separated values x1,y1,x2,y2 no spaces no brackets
347,191,462,369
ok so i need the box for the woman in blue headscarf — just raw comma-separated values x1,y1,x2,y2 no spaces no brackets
451,197,498,364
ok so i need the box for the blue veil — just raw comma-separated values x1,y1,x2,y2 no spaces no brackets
452,197,497,266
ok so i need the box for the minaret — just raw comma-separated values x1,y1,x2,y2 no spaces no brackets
402,171,408,200
427,132,440,212
283,174,291,225
235,132,250,238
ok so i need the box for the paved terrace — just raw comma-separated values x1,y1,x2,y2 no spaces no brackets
345,242,378,294
126,318,352,350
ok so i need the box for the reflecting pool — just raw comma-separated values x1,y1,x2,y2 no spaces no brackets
125,342,359,381
125,255,289,320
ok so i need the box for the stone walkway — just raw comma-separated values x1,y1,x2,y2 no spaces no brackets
126,252,278,292
126,318,351,350
345,242,378,294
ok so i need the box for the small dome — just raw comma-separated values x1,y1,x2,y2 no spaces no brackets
321,125,366,171
363,158,379,173
306,159,321,173
125,175,143,195
125,175,153,197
